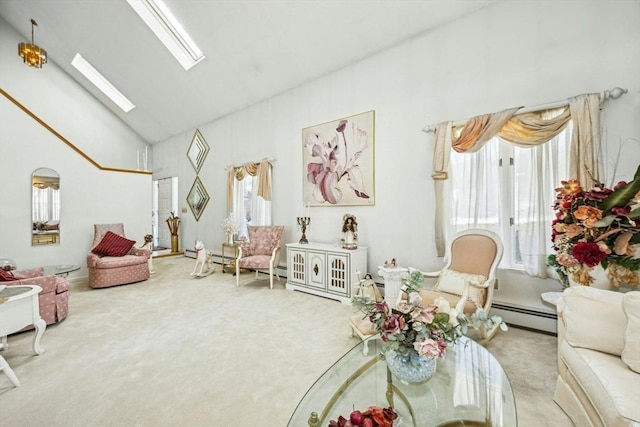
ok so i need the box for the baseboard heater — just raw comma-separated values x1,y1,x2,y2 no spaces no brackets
491,302,557,334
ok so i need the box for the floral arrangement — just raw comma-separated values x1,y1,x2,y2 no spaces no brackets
329,406,397,427
166,212,180,235
221,213,238,236
548,165,640,288
352,270,506,360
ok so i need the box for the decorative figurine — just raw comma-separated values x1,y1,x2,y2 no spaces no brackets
191,240,215,277
140,234,155,274
342,213,358,250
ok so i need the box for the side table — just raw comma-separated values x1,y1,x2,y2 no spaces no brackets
378,266,409,308
221,242,239,274
0,285,46,387
541,291,564,307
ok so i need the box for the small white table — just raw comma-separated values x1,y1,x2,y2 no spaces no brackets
541,291,564,307
377,266,409,308
0,285,46,387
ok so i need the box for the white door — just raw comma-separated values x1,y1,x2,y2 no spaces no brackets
157,178,173,249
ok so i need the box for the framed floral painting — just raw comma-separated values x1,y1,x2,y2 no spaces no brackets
302,110,375,206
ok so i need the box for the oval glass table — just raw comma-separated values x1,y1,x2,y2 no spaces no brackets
288,337,516,427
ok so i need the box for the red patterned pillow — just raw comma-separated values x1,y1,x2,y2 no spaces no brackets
0,269,17,281
92,231,136,257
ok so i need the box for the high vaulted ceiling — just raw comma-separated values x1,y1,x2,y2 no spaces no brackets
0,0,496,143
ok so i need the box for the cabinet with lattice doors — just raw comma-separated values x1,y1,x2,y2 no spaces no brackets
286,242,367,304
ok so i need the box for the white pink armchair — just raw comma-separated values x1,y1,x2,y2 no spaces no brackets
87,223,151,288
235,226,285,289
4,267,69,326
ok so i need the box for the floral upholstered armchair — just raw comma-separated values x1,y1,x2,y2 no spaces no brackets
235,226,285,289
87,223,151,288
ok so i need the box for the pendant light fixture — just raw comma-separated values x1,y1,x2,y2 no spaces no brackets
18,19,47,68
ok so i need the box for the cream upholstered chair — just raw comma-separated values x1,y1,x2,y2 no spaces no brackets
235,226,285,289
349,274,383,355
401,229,504,344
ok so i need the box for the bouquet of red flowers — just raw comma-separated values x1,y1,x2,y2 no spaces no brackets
329,406,398,427
548,165,640,287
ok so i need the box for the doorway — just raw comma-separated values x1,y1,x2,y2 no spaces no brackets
153,177,178,250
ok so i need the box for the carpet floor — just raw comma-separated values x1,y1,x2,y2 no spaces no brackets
0,256,572,426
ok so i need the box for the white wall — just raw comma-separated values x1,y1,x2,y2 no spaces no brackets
0,17,152,277
153,0,640,315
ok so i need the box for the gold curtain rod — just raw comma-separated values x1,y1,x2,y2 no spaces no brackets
225,157,275,170
422,87,628,134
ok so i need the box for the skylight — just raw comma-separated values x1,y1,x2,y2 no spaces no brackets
127,0,204,70
71,54,136,113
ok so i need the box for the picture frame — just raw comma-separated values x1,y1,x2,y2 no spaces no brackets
302,110,375,206
187,129,209,173
186,177,210,221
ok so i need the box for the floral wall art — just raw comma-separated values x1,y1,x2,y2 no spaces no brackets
303,110,375,206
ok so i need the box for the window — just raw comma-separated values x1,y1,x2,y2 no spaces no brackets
229,162,272,239
447,123,572,275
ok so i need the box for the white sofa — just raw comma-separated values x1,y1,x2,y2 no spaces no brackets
554,286,640,427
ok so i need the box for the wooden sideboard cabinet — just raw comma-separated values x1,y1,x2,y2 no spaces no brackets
286,242,367,304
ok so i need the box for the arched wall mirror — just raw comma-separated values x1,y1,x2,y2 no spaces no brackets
32,167,60,246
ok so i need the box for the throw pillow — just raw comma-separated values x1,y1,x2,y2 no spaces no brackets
433,268,487,308
92,231,136,257
621,291,640,373
0,269,17,281
563,286,626,356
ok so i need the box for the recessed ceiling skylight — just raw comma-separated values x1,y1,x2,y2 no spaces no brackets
71,54,136,112
127,0,204,70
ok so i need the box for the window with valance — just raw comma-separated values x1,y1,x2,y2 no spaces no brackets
226,159,273,239
431,92,617,279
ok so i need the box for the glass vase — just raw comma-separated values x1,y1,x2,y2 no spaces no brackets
385,349,437,384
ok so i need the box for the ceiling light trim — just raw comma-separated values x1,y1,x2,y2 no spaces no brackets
127,0,204,71
71,54,136,113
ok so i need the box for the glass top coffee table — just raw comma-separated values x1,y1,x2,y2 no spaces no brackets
288,337,516,427
41,264,80,277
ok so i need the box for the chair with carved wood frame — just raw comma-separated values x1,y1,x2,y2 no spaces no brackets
400,229,504,345
235,226,285,289
349,273,383,355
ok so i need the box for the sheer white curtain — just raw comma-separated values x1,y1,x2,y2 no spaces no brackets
432,93,604,264
447,140,502,237
229,161,272,239
447,124,571,276
513,125,571,277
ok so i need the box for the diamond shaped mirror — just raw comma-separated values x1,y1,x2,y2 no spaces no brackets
187,177,210,221
187,129,209,173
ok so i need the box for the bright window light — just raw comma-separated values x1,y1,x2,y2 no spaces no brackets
127,0,204,70
71,54,136,113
